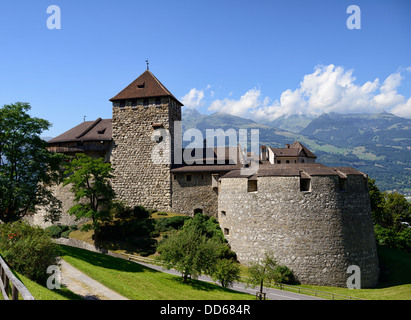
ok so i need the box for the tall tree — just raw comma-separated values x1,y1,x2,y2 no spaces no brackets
0,102,63,223
63,153,115,241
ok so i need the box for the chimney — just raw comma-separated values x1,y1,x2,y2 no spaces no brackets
286,144,290,148
260,145,267,161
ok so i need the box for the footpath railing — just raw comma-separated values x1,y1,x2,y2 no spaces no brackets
0,255,35,300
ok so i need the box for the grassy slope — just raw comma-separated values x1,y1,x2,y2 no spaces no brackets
58,245,254,300
293,246,411,300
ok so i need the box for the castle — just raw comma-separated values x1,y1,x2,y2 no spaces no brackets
40,69,379,288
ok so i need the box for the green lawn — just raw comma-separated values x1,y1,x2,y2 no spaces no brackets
57,245,254,300
6,271,82,300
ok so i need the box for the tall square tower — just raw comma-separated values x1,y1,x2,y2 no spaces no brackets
110,70,182,211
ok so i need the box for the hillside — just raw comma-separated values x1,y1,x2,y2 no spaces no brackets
182,109,411,194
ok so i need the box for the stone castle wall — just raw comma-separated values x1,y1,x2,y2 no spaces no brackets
111,97,181,212
26,183,89,228
218,174,379,288
171,172,219,217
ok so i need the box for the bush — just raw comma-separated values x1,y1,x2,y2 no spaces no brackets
45,224,77,238
0,221,59,284
275,265,298,285
155,216,191,232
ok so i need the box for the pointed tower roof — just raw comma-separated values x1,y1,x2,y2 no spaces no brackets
109,70,183,105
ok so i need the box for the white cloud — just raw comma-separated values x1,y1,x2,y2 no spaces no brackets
181,88,205,109
208,88,261,117
205,64,411,120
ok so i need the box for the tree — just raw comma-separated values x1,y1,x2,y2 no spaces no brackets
157,227,219,282
0,102,64,223
383,192,411,232
247,252,282,299
211,258,241,288
63,153,115,241
368,177,386,226
156,213,239,284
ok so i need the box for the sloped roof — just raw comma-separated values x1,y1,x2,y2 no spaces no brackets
220,163,367,179
269,141,317,158
109,70,183,105
48,118,112,144
171,147,243,173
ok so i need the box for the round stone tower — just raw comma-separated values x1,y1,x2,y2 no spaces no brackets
218,163,379,288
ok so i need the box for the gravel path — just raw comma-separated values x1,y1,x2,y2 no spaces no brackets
59,259,128,300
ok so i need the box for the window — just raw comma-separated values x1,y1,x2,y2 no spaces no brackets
155,97,162,105
286,160,290,163
194,208,203,215
224,228,230,236
120,101,125,108
143,98,149,106
300,178,311,192
186,175,192,182
277,160,281,164
221,211,226,217
248,179,257,192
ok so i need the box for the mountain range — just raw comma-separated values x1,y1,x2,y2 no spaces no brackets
182,108,411,194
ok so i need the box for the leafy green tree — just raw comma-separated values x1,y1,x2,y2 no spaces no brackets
0,102,64,223
63,153,115,241
157,227,219,282
247,252,282,299
383,192,411,232
368,177,387,226
157,213,239,284
211,258,241,288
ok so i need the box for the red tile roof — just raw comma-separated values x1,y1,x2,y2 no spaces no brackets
109,70,183,105
48,118,112,144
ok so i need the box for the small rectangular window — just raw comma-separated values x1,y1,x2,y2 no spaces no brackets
186,175,192,182
248,180,257,192
221,211,226,217
224,228,229,236
300,178,311,192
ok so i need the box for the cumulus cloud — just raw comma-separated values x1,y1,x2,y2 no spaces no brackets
181,88,205,109
208,88,261,116
203,64,411,120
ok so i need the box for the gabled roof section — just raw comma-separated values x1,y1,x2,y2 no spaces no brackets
290,141,317,158
109,70,183,105
48,118,112,144
269,141,317,159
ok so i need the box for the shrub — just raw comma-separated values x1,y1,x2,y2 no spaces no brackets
275,265,298,285
155,216,191,232
45,224,78,238
0,221,59,284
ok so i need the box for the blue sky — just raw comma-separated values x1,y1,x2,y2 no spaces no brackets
0,0,410,137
